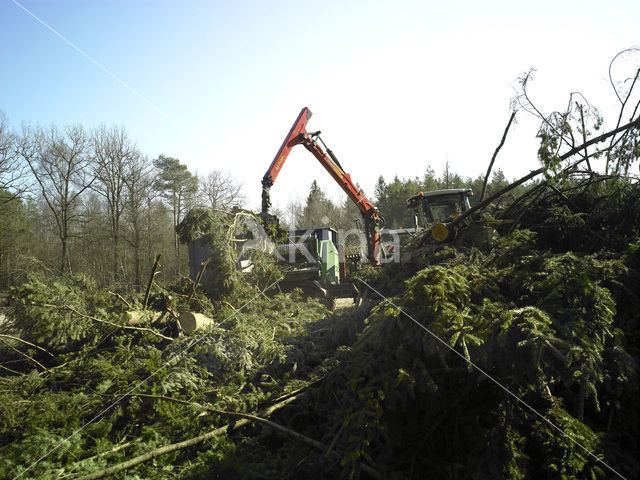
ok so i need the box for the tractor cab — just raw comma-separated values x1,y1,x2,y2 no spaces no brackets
407,188,473,230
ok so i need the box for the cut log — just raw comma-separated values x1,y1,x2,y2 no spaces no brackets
178,312,215,334
123,310,164,326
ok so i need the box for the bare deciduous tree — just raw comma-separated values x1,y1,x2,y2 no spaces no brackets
92,124,139,281
199,169,244,211
17,124,94,272
123,152,154,289
0,111,29,203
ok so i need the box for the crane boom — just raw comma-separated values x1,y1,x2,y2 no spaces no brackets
261,107,382,266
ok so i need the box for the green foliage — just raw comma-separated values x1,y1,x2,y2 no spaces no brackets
518,178,640,253
301,180,638,478
404,264,470,313
0,192,35,288
194,229,244,303
0,270,340,479
8,273,115,354
175,207,219,245
176,208,286,302
153,155,198,203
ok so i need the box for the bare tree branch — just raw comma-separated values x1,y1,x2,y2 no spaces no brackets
0,334,54,357
0,337,49,371
17,124,94,272
0,111,30,202
451,115,640,229
199,169,244,210
480,109,517,201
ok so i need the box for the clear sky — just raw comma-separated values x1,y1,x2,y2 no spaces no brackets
1,0,638,211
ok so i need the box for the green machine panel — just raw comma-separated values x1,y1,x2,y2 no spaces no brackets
319,239,340,285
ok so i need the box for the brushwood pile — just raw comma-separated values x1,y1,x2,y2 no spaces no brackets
1,177,639,479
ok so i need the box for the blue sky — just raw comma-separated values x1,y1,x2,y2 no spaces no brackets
1,0,638,211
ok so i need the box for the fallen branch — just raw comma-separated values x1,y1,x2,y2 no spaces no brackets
0,363,25,375
578,104,592,171
188,259,209,303
75,393,302,480
222,300,237,311
451,115,640,230
69,437,142,467
0,333,54,357
31,302,173,341
0,337,48,371
76,392,382,480
143,254,161,310
108,291,131,309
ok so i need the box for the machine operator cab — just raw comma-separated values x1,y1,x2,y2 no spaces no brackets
407,188,473,231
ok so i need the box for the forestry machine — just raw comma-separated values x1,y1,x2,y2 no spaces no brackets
398,188,500,260
406,188,473,241
260,107,384,303
261,107,383,267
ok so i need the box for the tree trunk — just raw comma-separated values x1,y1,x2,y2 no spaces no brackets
134,228,141,291
578,380,585,421
112,233,119,283
178,312,215,334
61,235,68,273
123,310,164,326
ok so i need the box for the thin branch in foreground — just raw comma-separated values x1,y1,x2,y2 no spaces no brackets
0,363,26,375
66,438,142,471
0,337,49,371
188,259,209,303
74,393,382,480
108,291,131,309
0,333,55,357
143,254,161,310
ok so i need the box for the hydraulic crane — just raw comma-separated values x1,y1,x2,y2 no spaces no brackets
261,107,383,266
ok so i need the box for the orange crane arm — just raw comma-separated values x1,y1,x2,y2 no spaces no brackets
261,107,382,265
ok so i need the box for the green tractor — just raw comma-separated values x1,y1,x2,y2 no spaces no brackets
407,188,473,230
397,188,498,261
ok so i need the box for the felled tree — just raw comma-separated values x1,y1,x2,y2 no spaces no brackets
177,208,243,302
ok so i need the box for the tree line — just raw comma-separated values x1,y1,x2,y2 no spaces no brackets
0,113,243,290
